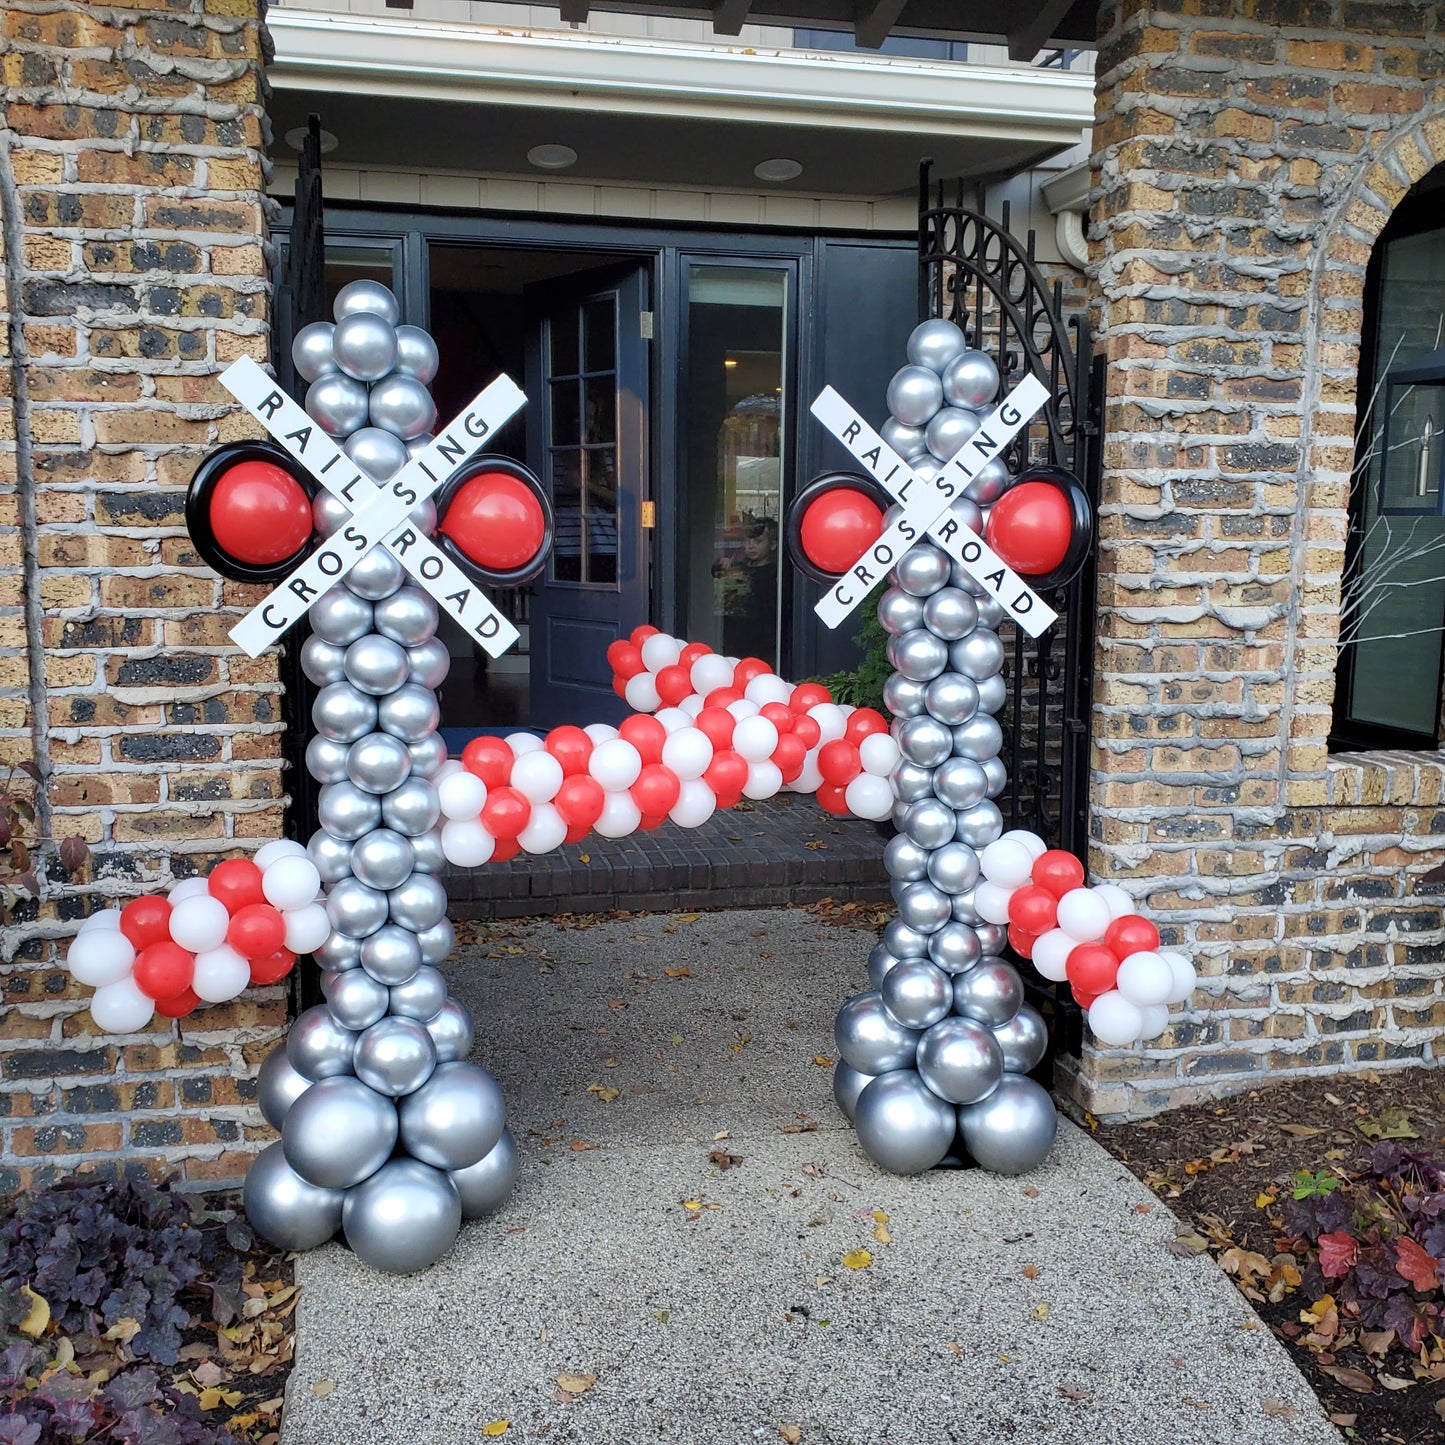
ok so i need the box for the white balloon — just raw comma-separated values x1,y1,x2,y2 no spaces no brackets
595,790,642,839
791,755,824,794
1055,887,1111,942
1116,951,1173,1008
66,929,136,988
511,750,564,804
973,880,1015,926
518,801,568,854
192,944,251,1003
1087,990,1144,1046
262,856,323,912
661,727,713,781
733,715,779,763
255,839,309,869
691,654,734,696
441,819,494,867
1000,829,1048,861
640,633,682,672
680,695,705,718
505,731,544,756
654,707,691,734
1159,950,1197,1005
438,771,487,821
166,879,210,905
167,895,230,953
669,778,716,829
589,738,643,791
89,975,155,1033
859,733,901,776
624,671,661,713
284,903,332,955
726,698,760,721
978,838,1034,889
434,759,466,782
584,723,619,744
1093,882,1134,920
744,674,792,707
809,703,848,744
1137,1003,1171,1040
1031,927,1074,982
844,772,893,821
743,760,783,800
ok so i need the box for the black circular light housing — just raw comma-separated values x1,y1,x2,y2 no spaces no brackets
185,440,317,585
432,455,555,590
785,469,895,585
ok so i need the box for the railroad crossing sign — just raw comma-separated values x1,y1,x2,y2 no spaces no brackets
809,374,1057,638
218,356,528,659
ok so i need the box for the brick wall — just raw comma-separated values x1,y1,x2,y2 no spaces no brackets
0,0,286,1187
1067,0,1445,1118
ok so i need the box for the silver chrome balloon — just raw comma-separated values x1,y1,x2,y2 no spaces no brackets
286,1004,358,1081
425,997,474,1061
326,877,390,939
315,928,362,972
954,800,1004,848
950,889,983,926
882,917,930,960
926,841,980,895
952,714,1004,762
886,364,945,426
896,881,951,935
373,587,438,647
882,673,927,719
915,1016,1004,1106
993,1004,1049,1075
881,958,953,1030
981,755,1008,800
925,406,981,463
360,922,423,985
409,497,438,534
924,673,978,727
880,416,928,461
342,1158,461,1274
354,1015,437,1097
344,634,410,697
346,545,406,601
257,1043,311,1130
976,921,1008,956
394,324,440,384
898,715,953,769
389,964,447,1022
921,587,978,641
345,732,413,796
333,310,398,383
407,732,448,779
326,967,391,1031
350,827,416,891
300,635,348,687
876,587,926,637
941,349,999,409
957,1075,1057,1175
901,798,956,851
949,494,985,534
834,991,922,1075
907,317,968,374
889,760,935,803
894,544,951,599
306,373,369,438
312,490,351,538
381,776,441,836
866,942,902,990
369,373,437,440
282,1075,398,1190
927,920,982,974
962,457,1010,506
949,629,1005,682
406,638,451,690
305,734,350,786
377,684,441,743
312,682,378,745
975,594,1006,630
415,917,455,967
408,829,448,875
345,426,409,481
292,321,338,385
388,872,449,933
398,1060,505,1169
243,1142,343,1251
310,587,374,647
952,958,1025,1027
883,835,930,882
334,278,401,326
854,1069,956,1175
450,1126,518,1218
887,629,949,683
307,829,354,886
975,673,1008,717
316,780,383,841
832,1061,876,1123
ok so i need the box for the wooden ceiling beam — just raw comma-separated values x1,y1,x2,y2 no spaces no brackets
854,0,908,50
712,0,755,35
1007,0,1076,60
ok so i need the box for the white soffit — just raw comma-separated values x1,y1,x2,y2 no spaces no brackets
265,12,1095,145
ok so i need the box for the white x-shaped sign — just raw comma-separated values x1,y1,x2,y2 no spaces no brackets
219,356,529,659
810,374,1057,639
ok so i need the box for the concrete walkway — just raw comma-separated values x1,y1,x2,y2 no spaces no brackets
281,910,1337,1445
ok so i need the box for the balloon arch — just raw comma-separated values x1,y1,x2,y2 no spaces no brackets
64,284,1199,1273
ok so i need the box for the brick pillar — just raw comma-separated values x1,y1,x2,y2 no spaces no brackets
1072,0,1445,1116
0,0,286,1185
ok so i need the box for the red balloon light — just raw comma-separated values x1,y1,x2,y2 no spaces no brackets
798,487,884,576
1032,849,1086,900
134,942,194,1001
439,471,547,574
1104,914,1161,961
462,736,515,790
1008,884,1059,936
985,480,1075,577
544,725,593,776
209,460,313,566
1066,943,1120,996
481,786,531,842
619,714,667,765
249,946,297,985
119,895,173,952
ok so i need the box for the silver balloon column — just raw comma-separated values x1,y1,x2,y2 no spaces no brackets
244,280,519,1272
833,318,1058,1177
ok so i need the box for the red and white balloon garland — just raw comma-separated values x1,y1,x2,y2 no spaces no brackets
62,840,326,1031
434,625,900,868
972,830,1198,1046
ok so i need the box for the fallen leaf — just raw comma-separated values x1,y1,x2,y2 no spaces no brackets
871,1210,888,1223
779,1427,801,1444
1165,1229,1210,1258
1279,1124,1323,1138
708,1151,742,1171
1329,1414,1357,1428
17,1287,49,1339
1022,1265,1040,1280
482,1422,509,1436
947,1341,963,1358
1030,1302,1050,1322
664,966,692,979
681,1199,703,1211
311,1380,335,1398
556,1372,596,1396
1436,1398,1445,1423
579,853,590,863
1319,1365,1375,1394
675,914,700,923
1261,1399,1295,1419
105,1318,141,1345
842,1249,872,1270
198,1387,244,1411
1358,1107,1419,1141
1395,1237,1439,1292
873,1223,891,1245
812,1055,833,1067
586,1083,621,1103
1378,1373,1412,1391
193,1360,227,1388
1058,1382,1089,1402
1022,1186,1039,1198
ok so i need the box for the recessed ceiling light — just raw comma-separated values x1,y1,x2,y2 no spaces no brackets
724,358,738,368
528,143,578,170
284,126,339,154
754,158,803,182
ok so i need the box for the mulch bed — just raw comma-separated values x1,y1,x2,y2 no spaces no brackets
1096,1067,1445,1444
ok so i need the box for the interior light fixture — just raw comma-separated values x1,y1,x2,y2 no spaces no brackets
284,126,339,154
527,143,578,170
754,158,803,182
724,358,739,368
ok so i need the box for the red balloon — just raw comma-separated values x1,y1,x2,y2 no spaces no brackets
818,738,862,786
120,895,173,952
713,791,743,812
563,823,591,845
607,640,645,679
155,987,200,1020
703,750,749,800
555,774,605,831
655,664,692,707
985,480,1074,577
1072,988,1102,1012
228,902,286,960
844,708,889,744
695,707,736,751
1008,884,1058,936
613,675,628,698
790,683,832,713
679,641,711,669
1104,914,1161,961
206,858,265,914
630,624,660,646
481,786,531,842
771,733,807,782
619,714,667,765
133,941,194,1001
1066,942,1120,996
631,763,681,817
638,812,666,832
1007,925,1039,960
210,460,312,565
1032,849,1086,899
759,701,794,733
732,658,771,690
791,714,821,750
249,946,297,986
544,725,593,776
799,487,884,576
462,736,514,789
704,687,742,710
816,782,850,816
492,836,521,863
439,471,546,573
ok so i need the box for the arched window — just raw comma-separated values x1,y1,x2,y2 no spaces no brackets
1332,169,1445,750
